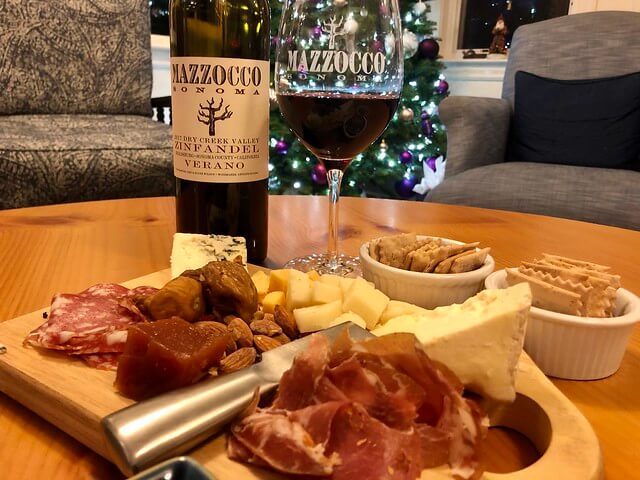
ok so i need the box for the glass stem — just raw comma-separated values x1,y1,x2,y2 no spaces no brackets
326,168,344,269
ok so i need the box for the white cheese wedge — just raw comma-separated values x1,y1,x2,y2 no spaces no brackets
294,300,343,333
286,270,313,310
379,300,430,325
373,283,532,402
170,233,247,278
342,278,390,330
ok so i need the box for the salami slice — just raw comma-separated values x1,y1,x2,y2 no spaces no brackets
25,283,157,357
79,353,121,370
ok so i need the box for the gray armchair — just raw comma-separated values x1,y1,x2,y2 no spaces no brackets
0,0,173,209
428,11,640,231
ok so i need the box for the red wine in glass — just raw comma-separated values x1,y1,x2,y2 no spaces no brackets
277,92,400,171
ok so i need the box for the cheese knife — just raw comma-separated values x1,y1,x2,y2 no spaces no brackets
101,322,373,476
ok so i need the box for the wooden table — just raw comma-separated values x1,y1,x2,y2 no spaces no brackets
0,196,638,479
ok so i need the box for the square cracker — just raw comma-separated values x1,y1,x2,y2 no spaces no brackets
450,247,491,273
372,233,417,265
409,242,479,273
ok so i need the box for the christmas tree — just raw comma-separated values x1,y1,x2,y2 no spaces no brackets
268,0,448,199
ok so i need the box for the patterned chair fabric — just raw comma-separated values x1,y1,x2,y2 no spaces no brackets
0,115,172,209
428,11,640,231
0,0,173,209
0,0,152,115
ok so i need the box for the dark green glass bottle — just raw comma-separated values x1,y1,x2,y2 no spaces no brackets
170,0,270,263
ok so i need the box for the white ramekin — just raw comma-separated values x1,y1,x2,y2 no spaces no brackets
359,236,495,309
485,269,640,380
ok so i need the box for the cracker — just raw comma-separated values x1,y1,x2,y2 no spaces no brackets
450,247,490,273
506,268,582,315
417,242,479,273
434,249,474,274
375,233,418,266
540,253,611,272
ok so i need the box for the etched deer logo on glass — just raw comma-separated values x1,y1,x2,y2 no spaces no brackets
197,98,233,136
322,16,347,50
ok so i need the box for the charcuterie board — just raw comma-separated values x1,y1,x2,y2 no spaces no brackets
0,268,604,479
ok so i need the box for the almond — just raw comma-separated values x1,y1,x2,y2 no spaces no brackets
219,347,257,374
195,321,236,354
250,319,282,336
228,317,253,348
254,334,282,353
252,310,265,321
272,333,291,345
274,305,299,339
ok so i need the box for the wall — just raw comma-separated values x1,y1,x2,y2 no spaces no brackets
152,35,171,98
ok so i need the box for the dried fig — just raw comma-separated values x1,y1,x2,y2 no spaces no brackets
143,276,204,322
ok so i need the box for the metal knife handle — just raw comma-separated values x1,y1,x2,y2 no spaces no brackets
101,366,276,476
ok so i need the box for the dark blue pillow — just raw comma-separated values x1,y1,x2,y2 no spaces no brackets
510,71,640,169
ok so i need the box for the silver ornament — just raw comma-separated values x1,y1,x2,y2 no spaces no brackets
344,18,358,34
403,29,418,58
399,107,414,122
412,1,427,16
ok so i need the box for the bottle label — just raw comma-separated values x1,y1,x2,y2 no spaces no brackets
170,57,269,183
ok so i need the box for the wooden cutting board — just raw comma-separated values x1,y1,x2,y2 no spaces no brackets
0,269,603,479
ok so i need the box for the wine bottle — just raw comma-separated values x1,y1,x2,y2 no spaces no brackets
169,0,270,263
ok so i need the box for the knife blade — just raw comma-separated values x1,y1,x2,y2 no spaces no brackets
102,322,373,476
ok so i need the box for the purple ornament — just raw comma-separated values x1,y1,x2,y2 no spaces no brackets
311,163,327,185
395,177,418,197
275,140,288,155
270,36,280,48
420,110,429,120
371,39,384,53
312,26,322,39
418,38,440,60
426,155,438,172
421,119,434,137
399,150,413,164
436,79,449,95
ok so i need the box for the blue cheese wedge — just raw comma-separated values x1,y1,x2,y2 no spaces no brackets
170,233,247,278
373,283,532,403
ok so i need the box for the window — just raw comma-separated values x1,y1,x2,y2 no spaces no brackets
150,0,170,36
458,0,570,50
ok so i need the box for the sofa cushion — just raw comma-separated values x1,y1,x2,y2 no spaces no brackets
0,0,152,115
0,115,173,209
426,162,640,231
509,71,640,169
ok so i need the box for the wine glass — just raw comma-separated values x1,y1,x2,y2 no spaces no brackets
274,0,403,276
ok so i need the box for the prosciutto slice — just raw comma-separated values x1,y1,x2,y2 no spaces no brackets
228,332,486,479
25,283,157,363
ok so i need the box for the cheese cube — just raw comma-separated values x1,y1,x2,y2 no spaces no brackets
319,274,342,287
251,270,270,302
294,300,343,333
286,270,313,310
329,311,367,330
269,269,292,293
338,277,356,295
342,278,389,330
311,282,342,305
379,300,430,325
262,291,286,314
306,270,321,281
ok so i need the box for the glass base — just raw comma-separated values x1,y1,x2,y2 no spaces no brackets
284,253,362,277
